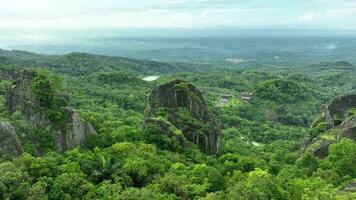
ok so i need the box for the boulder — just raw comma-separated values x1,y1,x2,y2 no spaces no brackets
145,80,221,155
0,122,23,157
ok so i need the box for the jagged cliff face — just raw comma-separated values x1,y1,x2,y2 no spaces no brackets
54,108,97,152
149,79,211,121
2,69,96,154
323,94,356,128
304,94,356,158
0,122,23,157
145,80,221,155
5,70,51,128
0,68,21,81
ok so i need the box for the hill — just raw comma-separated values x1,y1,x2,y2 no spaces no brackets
0,49,195,76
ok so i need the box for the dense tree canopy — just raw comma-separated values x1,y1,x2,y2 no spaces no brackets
0,51,355,199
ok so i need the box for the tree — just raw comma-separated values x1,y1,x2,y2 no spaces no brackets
143,124,172,151
122,156,149,187
296,153,319,176
0,162,30,200
246,169,285,200
27,181,49,200
190,164,225,192
322,139,356,177
288,178,334,200
50,172,93,200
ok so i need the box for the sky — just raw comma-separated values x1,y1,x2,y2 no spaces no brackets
0,0,356,45
0,0,355,29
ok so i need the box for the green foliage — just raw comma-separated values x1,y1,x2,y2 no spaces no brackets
245,169,285,200
143,124,173,151
175,107,209,135
30,69,65,108
287,178,335,200
309,117,328,138
0,162,30,200
255,79,310,104
322,139,356,178
51,172,94,200
0,51,354,199
30,69,68,125
296,153,319,176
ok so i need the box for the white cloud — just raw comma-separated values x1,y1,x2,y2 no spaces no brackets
0,1,285,29
297,12,316,22
0,0,355,30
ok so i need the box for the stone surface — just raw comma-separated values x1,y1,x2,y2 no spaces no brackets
0,67,21,81
145,79,221,155
3,69,96,153
323,94,356,127
5,69,51,128
304,94,356,158
312,140,333,159
0,122,23,157
54,108,97,153
338,116,356,141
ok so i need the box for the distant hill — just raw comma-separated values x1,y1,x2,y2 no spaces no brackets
309,61,355,70
0,49,194,76
299,61,356,94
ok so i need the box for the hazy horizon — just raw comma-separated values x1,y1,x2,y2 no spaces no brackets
1,0,356,49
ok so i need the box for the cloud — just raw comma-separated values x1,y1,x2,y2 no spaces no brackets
0,0,355,30
297,12,316,22
0,0,284,29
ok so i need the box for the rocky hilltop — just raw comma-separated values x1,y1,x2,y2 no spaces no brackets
303,94,356,158
144,79,221,155
0,68,96,156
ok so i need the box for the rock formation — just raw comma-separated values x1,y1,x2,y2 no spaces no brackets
303,94,356,158
2,69,96,154
323,94,356,127
54,108,97,152
144,79,221,155
0,122,23,157
5,70,51,128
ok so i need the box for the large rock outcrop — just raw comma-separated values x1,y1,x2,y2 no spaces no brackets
3,69,96,153
144,80,221,155
0,122,23,157
5,70,51,128
0,67,21,81
303,94,356,158
54,108,97,152
323,94,356,127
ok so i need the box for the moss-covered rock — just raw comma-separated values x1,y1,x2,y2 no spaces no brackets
323,94,356,128
2,69,96,154
0,122,23,157
144,80,221,155
303,94,356,158
54,108,97,153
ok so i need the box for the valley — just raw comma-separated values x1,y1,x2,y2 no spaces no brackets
0,45,355,199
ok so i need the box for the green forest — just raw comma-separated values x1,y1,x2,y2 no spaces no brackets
0,49,355,200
